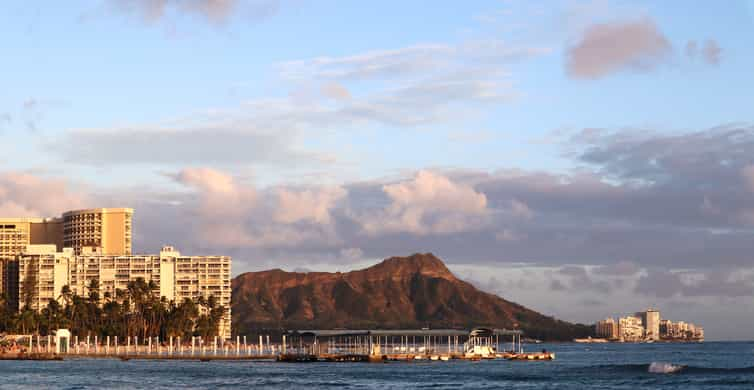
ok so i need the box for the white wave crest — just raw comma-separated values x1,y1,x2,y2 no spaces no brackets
648,362,685,374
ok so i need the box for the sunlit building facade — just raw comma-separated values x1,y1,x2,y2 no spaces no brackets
62,208,133,255
598,311,703,342
1,217,63,303
1,209,132,299
618,316,644,342
596,317,619,339
637,309,661,341
17,245,232,339
17,245,74,312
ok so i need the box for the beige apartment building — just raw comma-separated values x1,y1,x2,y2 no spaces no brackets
0,217,64,257
1,208,132,297
16,245,74,312
1,217,63,297
618,316,644,342
637,309,661,341
596,317,619,339
62,208,133,255
18,245,232,339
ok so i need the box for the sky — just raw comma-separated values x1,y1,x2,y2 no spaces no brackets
2,0,754,340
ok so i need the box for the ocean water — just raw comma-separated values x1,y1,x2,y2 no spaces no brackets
1,342,753,389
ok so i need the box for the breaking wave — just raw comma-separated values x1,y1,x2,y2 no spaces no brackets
575,363,754,376
648,362,685,374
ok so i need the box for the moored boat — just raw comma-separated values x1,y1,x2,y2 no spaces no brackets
505,352,555,361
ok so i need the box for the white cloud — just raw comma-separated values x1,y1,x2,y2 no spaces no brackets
320,82,351,101
274,186,346,225
358,170,488,235
701,39,722,65
111,0,279,26
566,17,671,79
171,167,344,248
509,198,534,219
0,172,88,217
495,229,523,242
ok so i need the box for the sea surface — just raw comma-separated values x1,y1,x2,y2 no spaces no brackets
1,342,753,389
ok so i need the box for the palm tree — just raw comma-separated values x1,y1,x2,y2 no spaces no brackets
88,279,100,304
59,285,73,305
6,277,219,340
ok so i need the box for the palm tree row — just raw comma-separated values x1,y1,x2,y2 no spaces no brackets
0,277,225,341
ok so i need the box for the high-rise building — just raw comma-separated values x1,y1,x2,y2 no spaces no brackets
18,245,232,339
62,208,133,255
1,209,132,298
4,207,232,338
0,217,64,259
17,245,74,312
660,319,672,338
596,317,619,339
1,217,63,304
637,309,661,341
618,316,644,342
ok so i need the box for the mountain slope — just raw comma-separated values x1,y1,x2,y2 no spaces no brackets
231,253,592,341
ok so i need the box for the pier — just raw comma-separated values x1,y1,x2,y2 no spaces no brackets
1,334,281,361
278,328,525,362
1,328,534,362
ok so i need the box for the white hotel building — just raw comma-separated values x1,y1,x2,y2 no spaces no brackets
18,245,232,339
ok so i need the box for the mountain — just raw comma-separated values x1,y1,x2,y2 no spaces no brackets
231,253,592,341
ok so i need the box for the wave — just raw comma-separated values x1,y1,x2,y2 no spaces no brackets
576,363,754,375
648,362,684,374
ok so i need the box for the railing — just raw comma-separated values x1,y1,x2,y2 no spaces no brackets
17,335,281,359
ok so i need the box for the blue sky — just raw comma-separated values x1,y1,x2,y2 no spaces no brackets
3,1,751,185
2,1,754,339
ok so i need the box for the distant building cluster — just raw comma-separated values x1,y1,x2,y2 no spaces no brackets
0,208,232,339
596,309,703,342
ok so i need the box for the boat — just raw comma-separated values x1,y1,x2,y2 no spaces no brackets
574,337,608,343
439,356,450,361
464,344,496,359
505,352,555,361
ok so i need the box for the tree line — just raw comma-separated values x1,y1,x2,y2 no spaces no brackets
0,278,226,341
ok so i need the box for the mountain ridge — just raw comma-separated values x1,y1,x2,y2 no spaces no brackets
231,253,592,341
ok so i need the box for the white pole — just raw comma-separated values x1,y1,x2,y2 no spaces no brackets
259,335,263,355
213,336,217,355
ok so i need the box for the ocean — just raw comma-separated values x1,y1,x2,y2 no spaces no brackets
1,342,752,389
